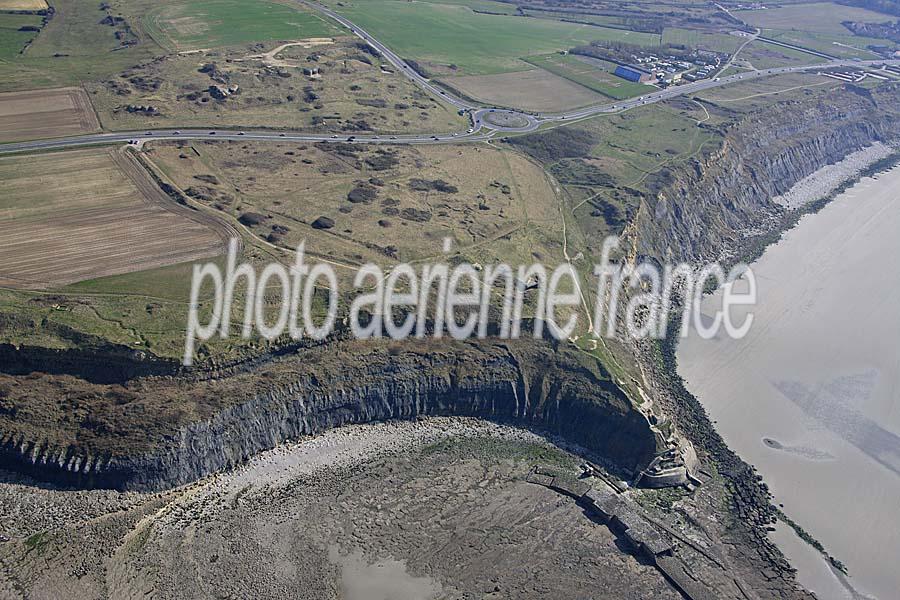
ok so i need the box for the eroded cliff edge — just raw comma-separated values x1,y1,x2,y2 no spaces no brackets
624,82,900,591
629,83,900,263
2,83,899,501
0,339,659,490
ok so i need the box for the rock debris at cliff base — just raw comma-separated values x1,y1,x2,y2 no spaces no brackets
0,418,682,600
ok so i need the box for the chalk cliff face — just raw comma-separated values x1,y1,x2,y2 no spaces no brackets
630,84,900,263
0,340,659,490
4,85,899,493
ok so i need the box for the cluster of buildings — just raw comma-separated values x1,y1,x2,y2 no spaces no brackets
614,52,723,87
822,64,900,83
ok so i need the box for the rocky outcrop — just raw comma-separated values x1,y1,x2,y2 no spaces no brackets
0,342,179,384
0,339,660,491
631,83,900,263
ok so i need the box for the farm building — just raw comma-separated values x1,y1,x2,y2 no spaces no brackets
614,65,653,83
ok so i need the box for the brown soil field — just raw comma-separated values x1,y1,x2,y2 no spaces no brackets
0,87,100,143
0,147,234,289
0,0,47,9
443,69,602,112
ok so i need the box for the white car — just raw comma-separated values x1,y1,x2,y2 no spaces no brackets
467,128,474,133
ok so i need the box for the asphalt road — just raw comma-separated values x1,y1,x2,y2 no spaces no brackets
1,0,898,155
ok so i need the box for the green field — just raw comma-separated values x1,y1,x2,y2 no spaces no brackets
143,0,341,51
520,9,635,28
661,28,743,54
737,2,893,35
743,39,831,68
0,13,42,59
62,258,224,301
0,0,167,91
764,29,888,59
331,0,660,74
524,53,653,100
418,0,520,14
736,1,896,59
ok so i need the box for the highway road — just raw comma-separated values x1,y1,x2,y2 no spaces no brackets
1,0,898,155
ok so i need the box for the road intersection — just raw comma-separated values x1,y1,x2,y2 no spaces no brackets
1,0,898,155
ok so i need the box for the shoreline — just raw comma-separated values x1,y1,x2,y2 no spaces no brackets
650,145,900,600
772,142,896,210
0,417,566,541
676,161,900,599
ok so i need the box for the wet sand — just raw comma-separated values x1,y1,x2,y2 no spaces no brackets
677,165,900,599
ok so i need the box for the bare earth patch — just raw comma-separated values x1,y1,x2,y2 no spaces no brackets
443,69,602,112
0,87,99,143
0,0,47,9
0,147,233,289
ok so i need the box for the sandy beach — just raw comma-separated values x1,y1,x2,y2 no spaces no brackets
678,164,900,599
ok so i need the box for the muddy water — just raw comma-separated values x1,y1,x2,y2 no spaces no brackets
677,166,900,600
329,546,441,600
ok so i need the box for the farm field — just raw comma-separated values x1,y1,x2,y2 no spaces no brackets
736,2,893,35
661,28,744,53
417,0,520,14
524,53,654,100
142,0,341,52
737,2,896,59
443,69,603,111
0,87,100,143
764,29,888,59
742,40,830,68
0,0,47,8
0,147,232,289
328,0,660,75
520,9,634,29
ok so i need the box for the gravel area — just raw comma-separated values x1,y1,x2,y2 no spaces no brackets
772,142,895,209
